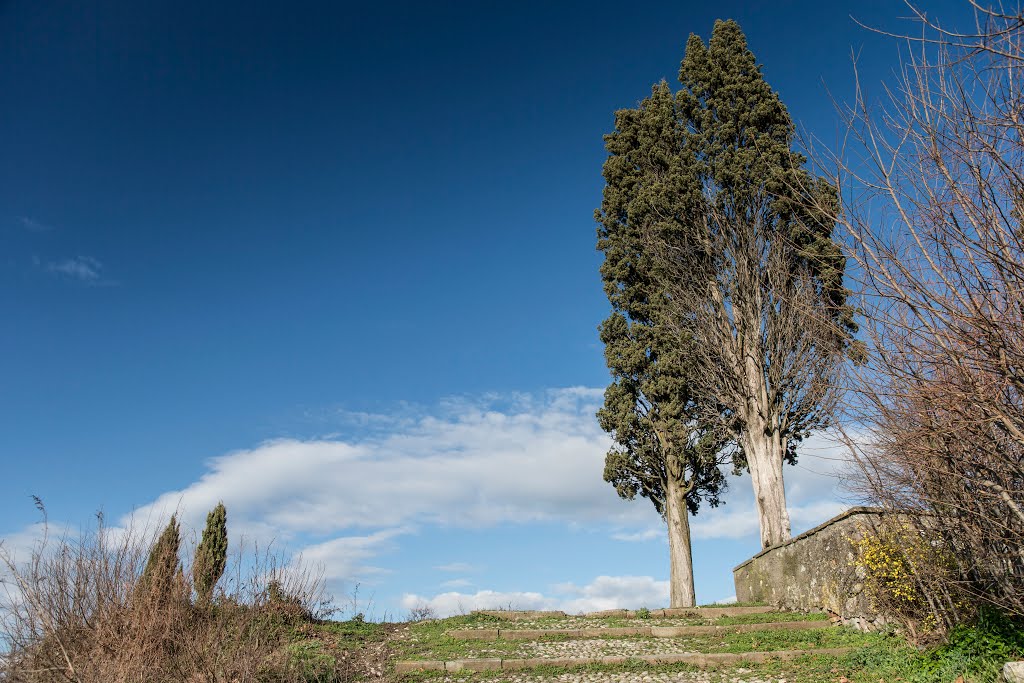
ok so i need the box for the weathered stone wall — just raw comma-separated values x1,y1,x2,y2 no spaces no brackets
733,507,889,630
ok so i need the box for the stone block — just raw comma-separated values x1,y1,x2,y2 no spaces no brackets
661,606,772,618
652,626,707,637
700,652,743,667
505,657,589,669
642,653,703,666
447,629,498,640
1004,661,1024,683
472,610,565,620
445,658,501,672
394,660,445,674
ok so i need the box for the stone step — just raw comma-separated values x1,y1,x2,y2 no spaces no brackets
448,619,832,640
394,646,857,674
472,606,773,621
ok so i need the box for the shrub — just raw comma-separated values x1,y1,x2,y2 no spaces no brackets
0,509,336,682
137,514,183,601
406,602,437,622
917,607,1024,682
193,502,228,605
850,521,954,643
829,1,1024,625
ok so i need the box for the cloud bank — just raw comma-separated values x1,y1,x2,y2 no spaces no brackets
401,575,671,617
46,255,103,282
4,388,856,609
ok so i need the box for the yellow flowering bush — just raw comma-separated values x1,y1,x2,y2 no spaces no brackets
851,523,923,608
850,522,948,642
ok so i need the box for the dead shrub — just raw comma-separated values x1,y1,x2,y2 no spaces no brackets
821,1,1024,626
0,510,339,682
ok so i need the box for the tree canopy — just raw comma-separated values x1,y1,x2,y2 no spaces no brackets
598,19,857,550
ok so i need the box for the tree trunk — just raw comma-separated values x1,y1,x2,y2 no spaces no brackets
664,476,696,608
742,422,791,549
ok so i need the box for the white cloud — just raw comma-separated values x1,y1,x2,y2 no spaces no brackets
434,562,478,573
0,521,86,572
122,395,856,592
401,575,670,618
46,255,103,282
400,590,549,617
440,578,474,589
19,216,53,232
611,528,662,542
294,527,410,584
553,575,669,613
126,388,655,548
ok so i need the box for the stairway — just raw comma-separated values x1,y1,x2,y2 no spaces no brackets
392,605,877,680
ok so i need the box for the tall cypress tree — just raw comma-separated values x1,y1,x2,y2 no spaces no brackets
597,82,728,608
671,20,855,548
193,502,228,605
598,20,856,554
139,515,182,598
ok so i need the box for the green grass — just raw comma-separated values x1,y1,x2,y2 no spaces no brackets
712,611,830,626
397,634,1020,683
705,626,879,653
286,617,394,681
392,617,876,661
397,650,859,683
306,608,1024,683
699,601,767,608
393,615,1024,683
441,609,828,630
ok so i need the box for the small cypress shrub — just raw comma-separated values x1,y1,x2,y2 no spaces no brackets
138,515,182,599
193,502,228,604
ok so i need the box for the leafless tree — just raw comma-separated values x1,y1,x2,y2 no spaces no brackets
824,0,1024,620
648,189,853,549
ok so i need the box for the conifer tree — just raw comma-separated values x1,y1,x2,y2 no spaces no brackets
597,81,729,608
668,20,855,548
598,20,856,553
193,502,228,604
139,515,182,597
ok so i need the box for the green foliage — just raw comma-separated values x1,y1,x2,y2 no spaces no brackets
397,613,878,662
287,640,338,682
674,21,856,351
916,608,1024,682
596,18,857,513
848,523,959,641
635,607,651,619
596,52,727,521
843,609,1024,682
139,514,182,596
193,501,228,604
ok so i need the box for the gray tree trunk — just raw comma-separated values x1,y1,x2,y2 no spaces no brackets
739,326,792,550
742,418,791,549
664,476,696,608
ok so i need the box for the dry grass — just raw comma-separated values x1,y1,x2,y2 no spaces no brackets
0,510,353,683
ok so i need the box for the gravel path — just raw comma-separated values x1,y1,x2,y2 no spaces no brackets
461,617,709,630
464,638,753,659
459,615,824,631
518,639,700,658
424,669,792,683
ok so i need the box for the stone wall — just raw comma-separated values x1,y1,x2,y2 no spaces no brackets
732,507,889,630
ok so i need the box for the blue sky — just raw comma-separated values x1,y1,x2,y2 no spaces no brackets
0,0,970,617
